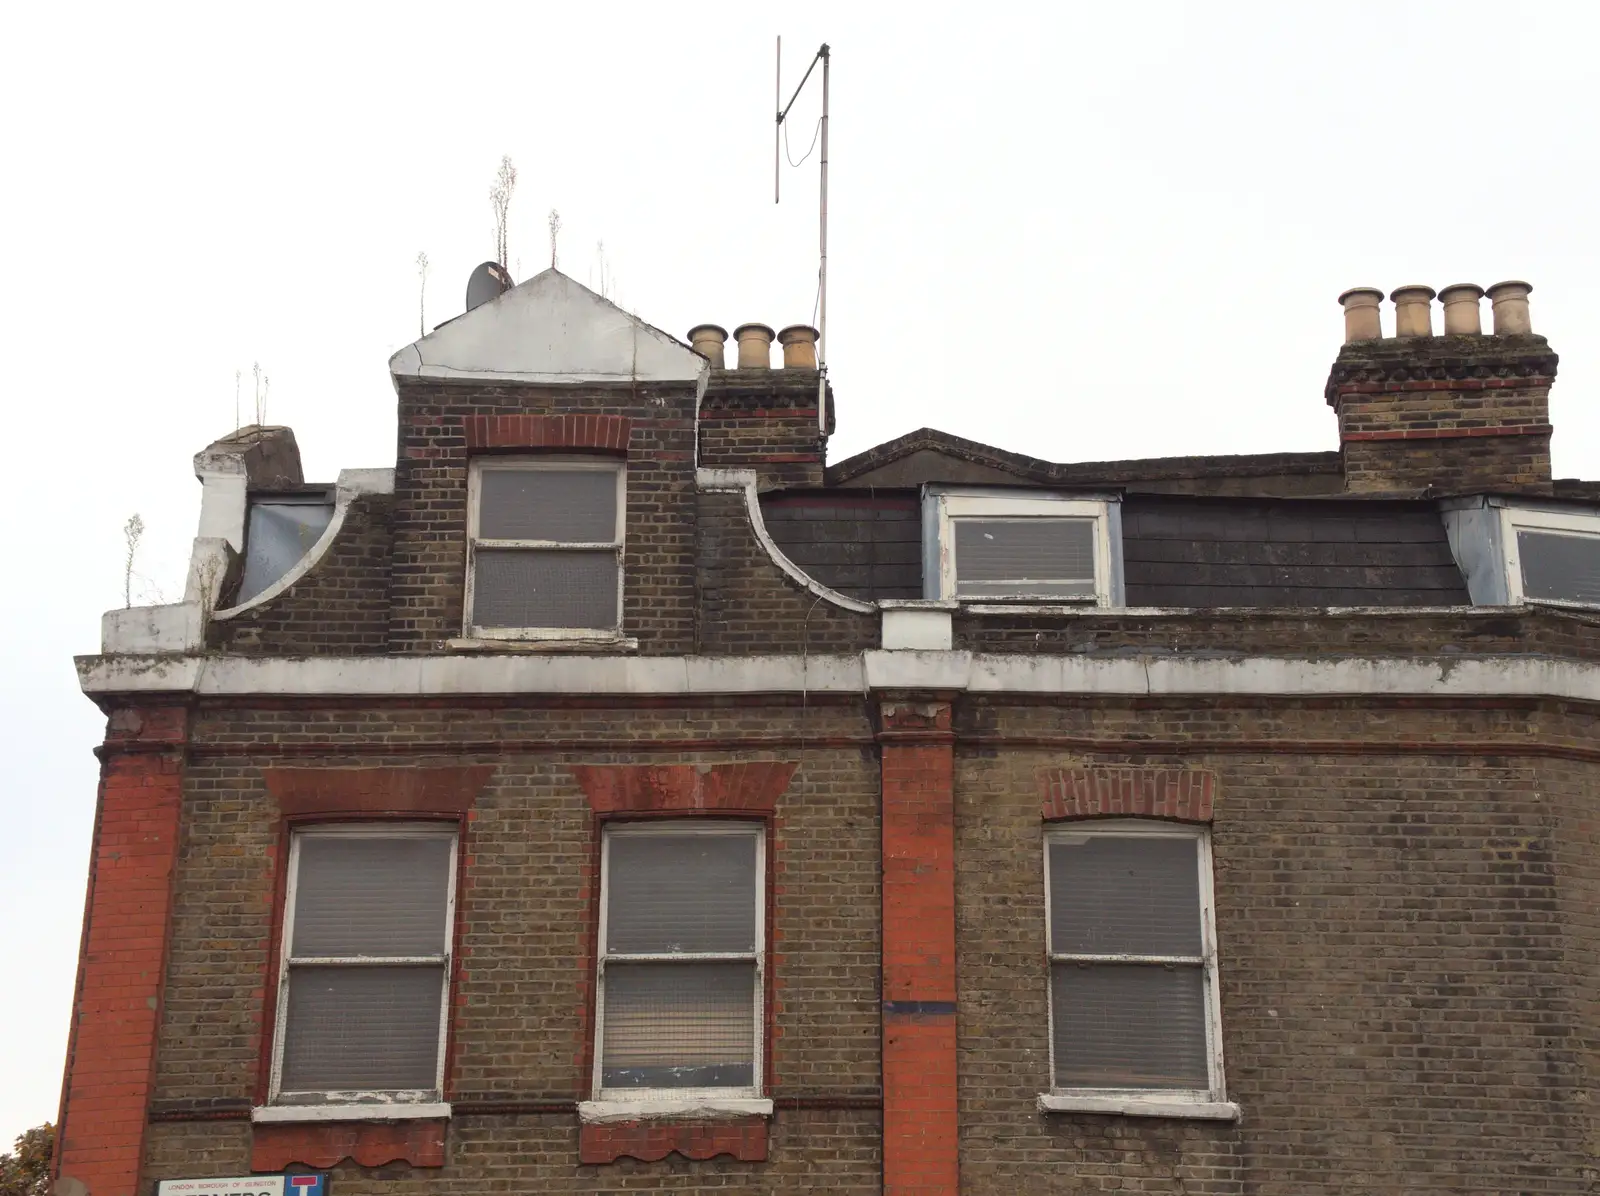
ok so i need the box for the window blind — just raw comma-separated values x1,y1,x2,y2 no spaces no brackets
606,834,757,954
1048,832,1211,1094
600,962,756,1089
292,837,452,957
478,468,617,542
280,965,444,1093
1049,836,1201,957
1519,529,1600,605
955,518,1096,598
1051,962,1209,1089
472,549,618,629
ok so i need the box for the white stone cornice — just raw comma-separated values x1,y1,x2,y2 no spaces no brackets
75,651,1600,705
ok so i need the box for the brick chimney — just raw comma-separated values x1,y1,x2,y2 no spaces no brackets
1326,282,1557,495
694,320,834,489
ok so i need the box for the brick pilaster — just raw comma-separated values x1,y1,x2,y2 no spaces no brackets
877,696,958,1196
55,704,188,1196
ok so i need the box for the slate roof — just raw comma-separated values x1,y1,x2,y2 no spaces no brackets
826,427,1342,496
1120,497,1469,608
762,490,1472,608
761,492,922,602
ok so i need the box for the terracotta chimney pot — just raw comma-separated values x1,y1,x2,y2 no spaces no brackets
687,324,728,369
1390,285,1437,338
777,325,820,369
1438,284,1485,336
1338,287,1384,343
733,323,776,370
1486,280,1533,335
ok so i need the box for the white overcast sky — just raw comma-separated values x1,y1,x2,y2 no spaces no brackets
1,0,1596,1144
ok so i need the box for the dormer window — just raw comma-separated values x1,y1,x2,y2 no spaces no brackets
237,492,334,605
1506,509,1600,607
926,490,1122,606
465,458,625,639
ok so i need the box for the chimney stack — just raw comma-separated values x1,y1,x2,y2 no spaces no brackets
733,323,775,370
1438,284,1485,335
1390,285,1436,337
777,325,820,370
688,324,729,369
1326,279,1555,496
1486,280,1534,335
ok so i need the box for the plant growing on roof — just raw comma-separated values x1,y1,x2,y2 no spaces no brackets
490,155,517,269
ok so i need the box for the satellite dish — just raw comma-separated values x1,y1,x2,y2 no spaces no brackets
466,262,514,313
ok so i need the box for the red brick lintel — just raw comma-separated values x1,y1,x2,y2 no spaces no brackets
1341,423,1553,443
464,413,632,453
569,761,797,814
1041,766,1216,822
579,1119,769,1164
261,766,495,817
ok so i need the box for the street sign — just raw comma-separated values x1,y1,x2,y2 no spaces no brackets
155,1177,328,1196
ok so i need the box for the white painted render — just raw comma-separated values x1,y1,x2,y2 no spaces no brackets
250,1101,451,1124
1036,1094,1241,1120
577,1097,774,1124
74,650,1600,704
881,607,955,650
388,268,707,386
98,602,204,656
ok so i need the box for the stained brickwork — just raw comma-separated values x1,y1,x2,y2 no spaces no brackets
696,490,879,654
699,372,830,490
389,379,699,652
954,604,1600,660
1326,334,1557,495
144,1111,882,1193
209,494,393,655
64,293,1600,1196
142,698,881,1191
954,697,1599,1194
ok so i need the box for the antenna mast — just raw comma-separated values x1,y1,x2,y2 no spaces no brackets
775,38,831,435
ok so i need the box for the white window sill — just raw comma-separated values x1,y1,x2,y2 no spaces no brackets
1037,1094,1240,1121
578,1097,774,1124
447,635,638,652
252,1101,452,1124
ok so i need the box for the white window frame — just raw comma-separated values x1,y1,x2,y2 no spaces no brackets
464,456,627,640
1039,821,1237,1120
588,821,767,1114
1500,505,1600,610
264,824,457,1116
925,488,1122,607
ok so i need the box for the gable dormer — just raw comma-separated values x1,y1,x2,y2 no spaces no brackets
386,268,708,653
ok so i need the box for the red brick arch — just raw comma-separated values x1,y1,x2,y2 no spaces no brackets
1040,765,1216,822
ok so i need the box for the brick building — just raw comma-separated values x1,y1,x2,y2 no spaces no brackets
56,272,1600,1194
